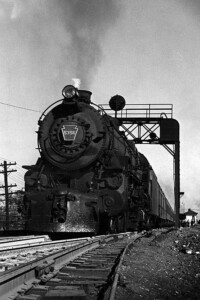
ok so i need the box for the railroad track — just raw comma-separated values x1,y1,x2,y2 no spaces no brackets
0,232,146,300
0,235,92,272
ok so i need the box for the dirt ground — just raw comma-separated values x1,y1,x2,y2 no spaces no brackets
115,225,200,300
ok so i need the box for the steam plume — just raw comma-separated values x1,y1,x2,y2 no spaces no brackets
72,78,81,89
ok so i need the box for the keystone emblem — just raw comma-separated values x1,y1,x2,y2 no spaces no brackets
61,125,78,141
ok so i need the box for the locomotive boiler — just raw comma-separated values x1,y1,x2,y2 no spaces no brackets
23,85,174,233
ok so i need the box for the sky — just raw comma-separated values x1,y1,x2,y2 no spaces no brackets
0,0,200,217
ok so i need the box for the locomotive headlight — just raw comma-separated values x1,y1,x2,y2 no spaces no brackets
62,85,78,99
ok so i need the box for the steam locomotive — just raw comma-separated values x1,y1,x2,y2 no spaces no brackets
23,85,174,233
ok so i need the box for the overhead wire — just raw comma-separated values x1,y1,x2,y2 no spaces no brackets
0,102,40,187
0,101,42,113
0,100,40,191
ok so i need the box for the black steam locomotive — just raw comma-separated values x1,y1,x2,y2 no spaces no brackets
23,85,174,233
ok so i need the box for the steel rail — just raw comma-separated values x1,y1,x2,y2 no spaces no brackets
0,238,100,300
0,236,91,252
109,232,147,300
0,235,50,249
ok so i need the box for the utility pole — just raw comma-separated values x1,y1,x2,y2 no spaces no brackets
0,161,17,230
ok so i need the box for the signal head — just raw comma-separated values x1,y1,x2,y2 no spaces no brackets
109,95,126,111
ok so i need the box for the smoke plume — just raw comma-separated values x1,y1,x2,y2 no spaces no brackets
58,0,121,88
0,0,120,93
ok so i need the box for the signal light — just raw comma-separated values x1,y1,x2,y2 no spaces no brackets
109,95,126,111
150,132,157,140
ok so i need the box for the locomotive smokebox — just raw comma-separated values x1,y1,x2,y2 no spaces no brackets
37,86,106,170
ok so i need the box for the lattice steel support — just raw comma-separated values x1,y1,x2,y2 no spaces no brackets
174,142,180,227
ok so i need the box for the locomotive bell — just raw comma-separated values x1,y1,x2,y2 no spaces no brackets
109,94,126,111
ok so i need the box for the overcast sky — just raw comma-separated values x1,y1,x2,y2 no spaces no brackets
0,0,200,216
